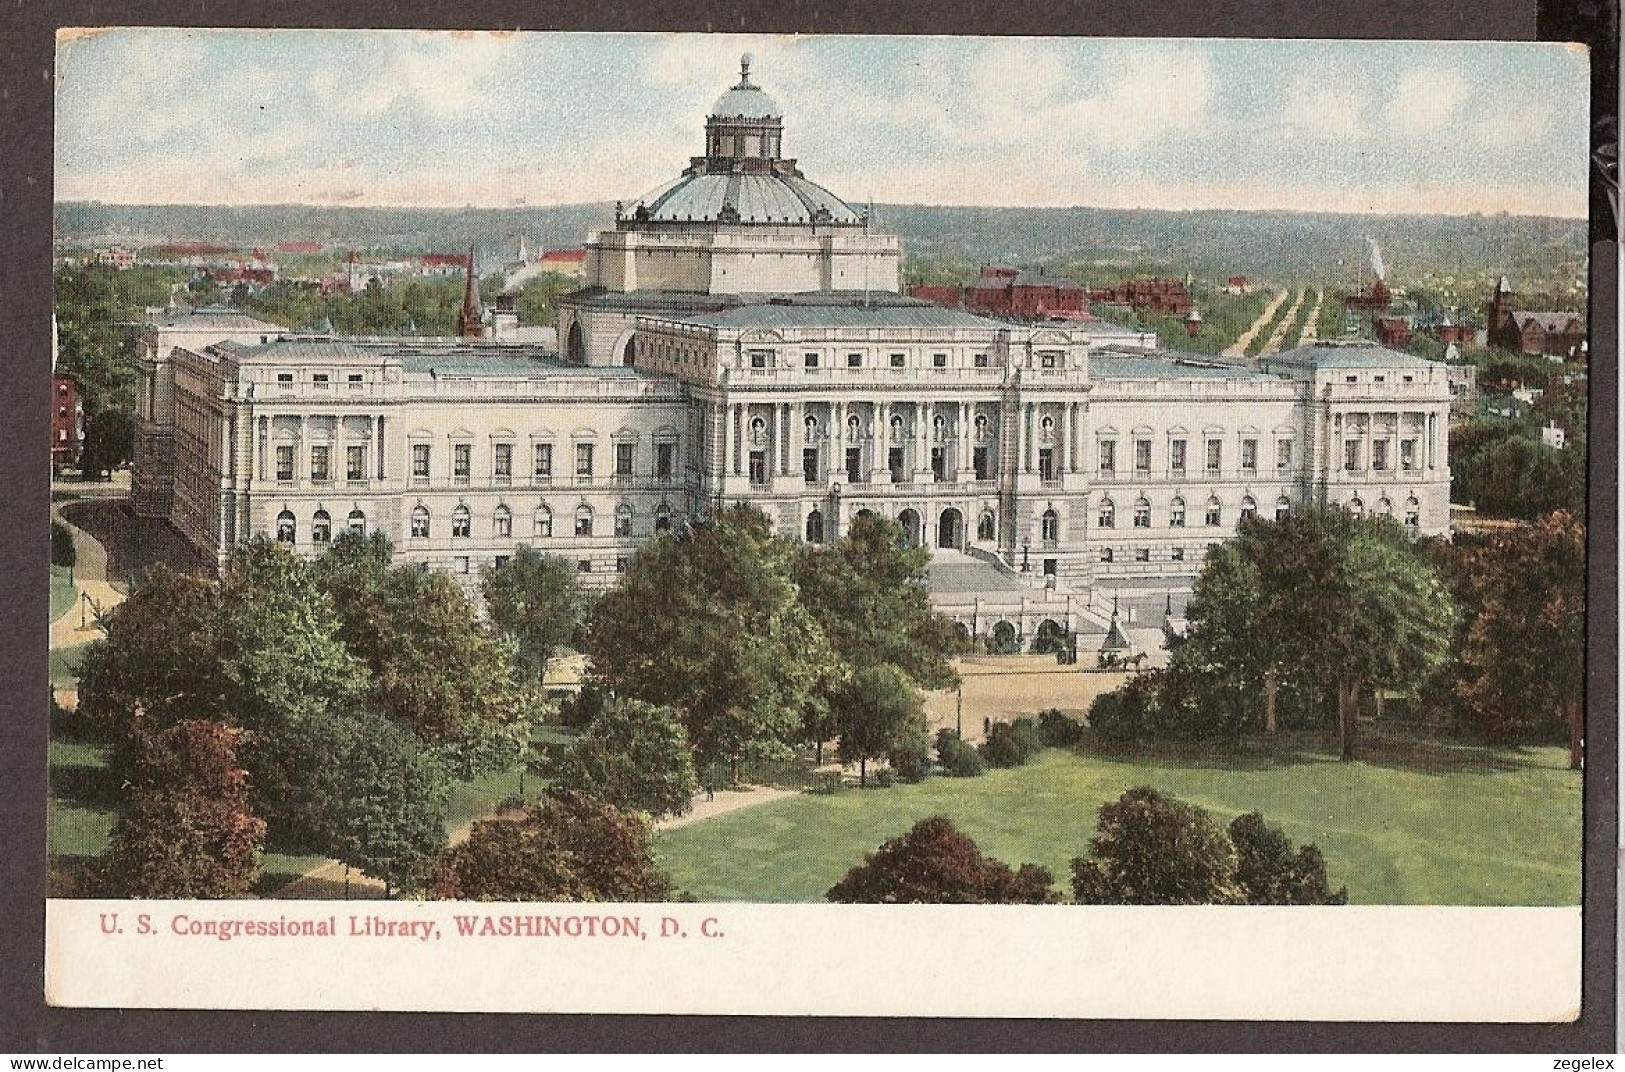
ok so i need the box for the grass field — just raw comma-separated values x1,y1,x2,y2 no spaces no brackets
50,566,77,624
653,741,1581,906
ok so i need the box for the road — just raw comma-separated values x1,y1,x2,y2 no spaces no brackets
1257,289,1306,357
1221,288,1289,358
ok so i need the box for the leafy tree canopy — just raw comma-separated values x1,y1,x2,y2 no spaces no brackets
481,547,585,687
1071,787,1241,905
550,698,699,819
827,816,1058,904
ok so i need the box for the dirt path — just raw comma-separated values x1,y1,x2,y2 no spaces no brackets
1257,289,1306,357
657,785,796,831
1297,288,1325,346
1221,288,1289,358
49,501,126,710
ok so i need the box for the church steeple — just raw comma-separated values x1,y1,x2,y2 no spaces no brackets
457,246,483,339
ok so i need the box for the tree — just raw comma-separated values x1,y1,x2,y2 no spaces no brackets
314,533,535,778
318,709,454,896
834,663,922,786
95,721,266,898
1455,512,1586,768
979,717,1041,768
827,816,1057,904
51,520,77,570
1071,787,1241,905
428,790,673,901
793,513,964,691
551,698,699,818
81,406,137,479
934,728,986,777
482,547,584,687
584,505,834,781
1228,812,1347,905
1177,509,1454,760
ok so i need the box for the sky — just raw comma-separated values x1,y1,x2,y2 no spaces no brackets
54,30,1592,217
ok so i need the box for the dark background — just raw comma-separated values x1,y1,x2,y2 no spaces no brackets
2,0,1616,1053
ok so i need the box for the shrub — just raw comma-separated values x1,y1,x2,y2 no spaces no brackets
887,714,933,783
1228,812,1348,905
873,768,894,788
810,770,843,794
1036,708,1085,748
557,683,607,731
979,717,1041,768
51,521,76,569
935,728,985,777
827,815,1058,904
1071,786,1241,905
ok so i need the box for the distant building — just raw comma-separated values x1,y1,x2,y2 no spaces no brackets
1374,315,1412,349
420,253,470,278
963,267,1089,320
1089,277,1192,315
1225,275,1249,295
94,246,136,270
906,284,963,309
1541,421,1566,450
1485,276,1585,359
539,248,588,278
1343,278,1391,311
51,376,82,472
1428,314,1474,347
1444,353,1478,415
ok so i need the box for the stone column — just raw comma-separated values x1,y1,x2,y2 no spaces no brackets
376,415,386,481
916,400,930,473
870,400,888,482
831,399,845,481
256,415,268,481
1026,403,1039,473
791,400,806,481
732,403,744,476
956,402,973,480
1058,403,1071,476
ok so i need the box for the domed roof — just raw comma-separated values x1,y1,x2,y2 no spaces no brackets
710,53,780,120
633,172,861,225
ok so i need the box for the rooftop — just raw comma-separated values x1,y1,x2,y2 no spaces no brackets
1090,350,1270,380
155,306,282,332
655,300,1016,331
207,337,668,380
1263,342,1441,370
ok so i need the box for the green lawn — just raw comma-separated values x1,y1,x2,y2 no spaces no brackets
653,742,1581,906
50,566,77,624
50,643,89,691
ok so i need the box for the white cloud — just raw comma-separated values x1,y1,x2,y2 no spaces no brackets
1384,67,1471,133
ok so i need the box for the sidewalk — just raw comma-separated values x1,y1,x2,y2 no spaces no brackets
48,500,126,653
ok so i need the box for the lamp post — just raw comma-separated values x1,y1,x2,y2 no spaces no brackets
955,681,964,739
1021,539,1030,573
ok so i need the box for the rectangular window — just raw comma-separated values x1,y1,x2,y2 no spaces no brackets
973,446,991,481
1400,439,1417,471
1039,351,1060,369
534,443,553,480
890,353,906,369
1170,501,1186,528
1241,438,1258,471
495,555,511,570
616,557,629,574
656,442,675,480
931,447,946,482
1171,547,1185,562
456,556,470,575
1043,559,1057,577
495,512,512,538
749,450,768,485
749,350,769,370
1343,440,1360,472
312,373,329,388
973,353,990,369
347,373,363,388
577,560,592,574
1372,440,1389,471
494,443,513,481
1345,375,1358,384
412,443,430,480
535,511,552,538
845,447,862,484
804,352,819,369
932,353,947,368
847,353,863,369
616,442,634,477
1277,439,1293,470
1038,448,1055,482
454,443,471,483
1134,548,1150,562
310,445,330,483
312,518,330,544
1170,439,1187,472
1206,440,1222,473
803,447,819,483
1099,440,1116,473
276,373,293,388
1134,439,1152,473
1206,502,1222,526
888,446,905,481
346,445,366,482
275,445,294,482
575,443,594,478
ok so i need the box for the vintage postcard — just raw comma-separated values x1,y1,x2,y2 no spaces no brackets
44,29,1593,1018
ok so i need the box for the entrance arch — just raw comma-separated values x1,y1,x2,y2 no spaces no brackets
991,620,1019,654
1032,619,1067,655
937,507,963,550
898,508,922,548
566,321,586,365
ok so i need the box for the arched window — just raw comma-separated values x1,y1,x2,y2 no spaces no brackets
1040,415,1055,434
1169,496,1186,528
494,504,512,538
805,509,824,543
534,505,553,538
1275,496,1291,522
847,414,860,439
1404,497,1421,535
890,414,904,436
1041,508,1060,542
1100,547,1114,563
452,505,471,538
654,504,672,533
1239,496,1257,521
804,414,819,438
1205,496,1222,527
1348,497,1365,519
575,504,594,538
932,414,945,440
1377,497,1393,516
614,504,633,538
312,509,331,545
749,416,767,441
1097,499,1115,529
1133,498,1151,528
346,508,366,537
276,509,295,543
410,504,430,538
977,511,996,541
566,321,586,365
974,414,989,439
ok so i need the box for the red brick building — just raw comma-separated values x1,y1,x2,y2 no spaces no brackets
906,283,963,309
1089,277,1192,315
1486,276,1585,359
51,376,82,471
1343,278,1391,311
962,266,1089,319
1374,316,1412,349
